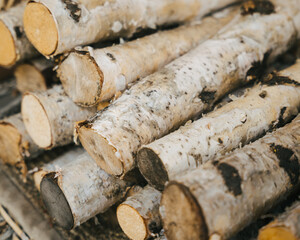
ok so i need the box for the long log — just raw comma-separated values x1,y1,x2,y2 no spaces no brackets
137,61,300,190
160,114,300,240
0,1,37,67
258,200,300,240
40,151,132,230
23,0,237,56
0,113,41,178
21,85,97,149
15,58,56,93
117,185,162,240
76,3,299,177
57,10,236,106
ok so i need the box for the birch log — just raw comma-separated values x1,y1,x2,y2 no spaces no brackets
40,151,132,230
76,5,298,177
57,10,236,106
23,0,237,57
0,0,20,10
117,185,162,240
15,58,56,93
258,200,300,240
138,61,300,190
0,1,37,67
160,114,300,240
0,113,41,178
21,85,97,149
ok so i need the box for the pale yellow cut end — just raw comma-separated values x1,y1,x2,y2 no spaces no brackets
258,226,297,240
117,204,147,240
0,122,22,165
23,2,58,56
58,52,103,107
33,170,47,191
78,126,123,176
0,20,16,66
22,94,52,148
15,64,47,93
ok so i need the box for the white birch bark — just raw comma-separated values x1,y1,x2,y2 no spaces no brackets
160,114,300,240
40,151,132,230
0,113,41,178
57,9,236,106
258,200,300,240
117,185,162,240
21,85,97,149
0,1,38,67
23,0,237,56
15,57,55,93
76,7,298,177
138,61,300,190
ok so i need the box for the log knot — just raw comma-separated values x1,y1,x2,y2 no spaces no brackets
63,0,81,22
216,162,242,196
270,144,299,185
241,0,275,16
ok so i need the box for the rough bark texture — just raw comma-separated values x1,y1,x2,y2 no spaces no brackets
15,57,56,93
77,7,298,177
21,85,97,149
138,61,300,190
117,185,162,240
23,0,237,56
0,0,21,10
160,114,300,240
0,1,37,67
57,9,236,106
258,200,300,240
0,113,42,179
40,151,132,230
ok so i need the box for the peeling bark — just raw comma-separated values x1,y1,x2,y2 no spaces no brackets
15,58,56,93
138,61,300,190
0,1,38,67
258,200,300,240
0,113,42,179
77,6,298,178
160,114,300,240
57,9,236,106
23,0,237,56
40,151,132,230
21,85,97,149
117,185,162,240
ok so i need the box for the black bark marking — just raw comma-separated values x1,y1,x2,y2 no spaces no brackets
262,72,300,87
246,51,271,82
218,138,223,144
14,26,23,38
259,90,267,98
270,144,299,185
275,107,287,128
217,162,242,196
106,53,116,61
241,0,275,15
63,0,81,22
199,90,216,104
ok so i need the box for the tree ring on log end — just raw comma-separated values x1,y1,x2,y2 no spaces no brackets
23,2,58,56
0,21,16,66
161,182,208,240
22,94,52,148
40,175,74,230
137,147,169,191
117,204,147,240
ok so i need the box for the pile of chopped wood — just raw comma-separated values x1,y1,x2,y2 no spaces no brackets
0,0,299,239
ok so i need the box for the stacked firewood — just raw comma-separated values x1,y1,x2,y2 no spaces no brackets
0,0,299,239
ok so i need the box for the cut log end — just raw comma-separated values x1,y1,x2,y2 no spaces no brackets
161,182,208,240
137,148,169,191
40,176,74,230
117,204,147,240
15,64,47,92
0,122,22,165
258,227,297,240
23,2,58,56
0,20,16,67
58,52,103,107
78,126,124,176
22,93,52,148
